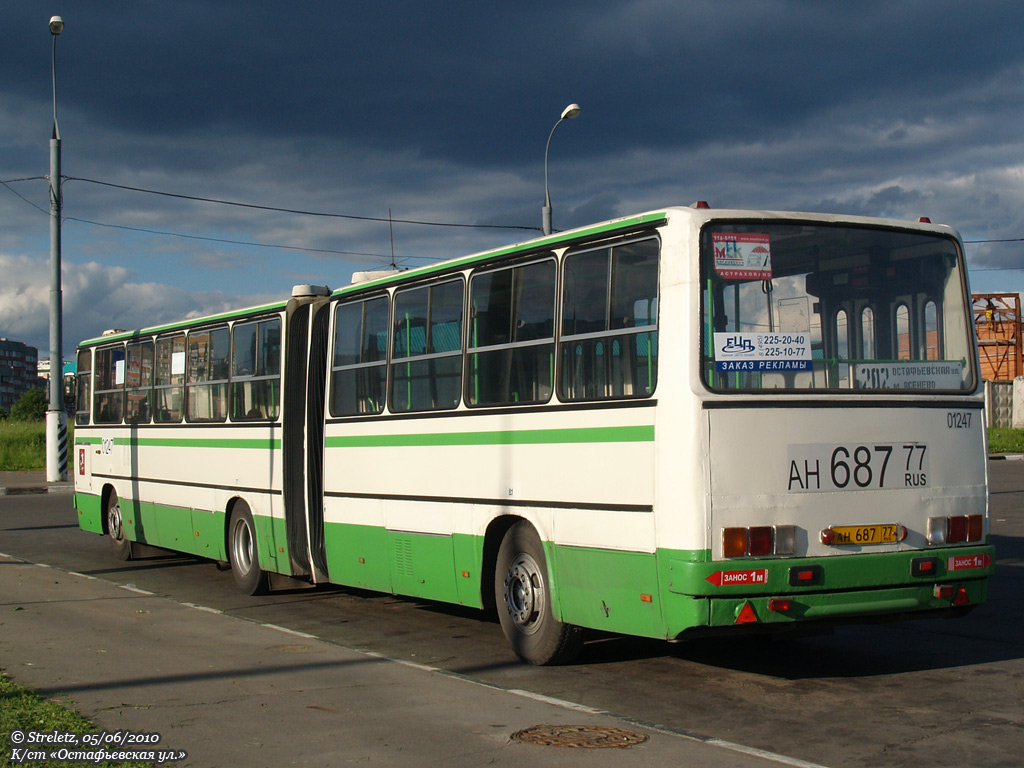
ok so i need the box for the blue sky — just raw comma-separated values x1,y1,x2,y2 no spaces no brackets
3,1,1024,356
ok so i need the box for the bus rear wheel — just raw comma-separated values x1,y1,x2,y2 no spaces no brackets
228,501,268,595
106,489,132,561
494,521,582,665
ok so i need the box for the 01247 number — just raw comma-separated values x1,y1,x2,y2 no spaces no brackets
787,443,928,492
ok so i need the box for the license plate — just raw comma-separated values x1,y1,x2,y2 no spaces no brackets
829,524,902,545
787,443,929,492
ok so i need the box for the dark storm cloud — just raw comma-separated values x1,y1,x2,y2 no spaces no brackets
9,1,1023,164
5,1,1024,353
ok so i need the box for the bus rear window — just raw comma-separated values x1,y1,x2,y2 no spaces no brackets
701,223,975,392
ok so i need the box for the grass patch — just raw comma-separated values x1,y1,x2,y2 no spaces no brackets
0,673,148,767
0,421,45,471
987,427,1024,454
0,421,75,472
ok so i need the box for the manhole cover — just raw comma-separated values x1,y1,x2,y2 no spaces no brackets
512,724,649,749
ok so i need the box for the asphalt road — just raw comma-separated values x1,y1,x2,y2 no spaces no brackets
1,462,1021,768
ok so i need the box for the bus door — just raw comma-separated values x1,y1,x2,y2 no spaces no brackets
282,286,332,583
74,349,94,497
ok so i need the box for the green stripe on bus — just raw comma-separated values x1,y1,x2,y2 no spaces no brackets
325,424,654,448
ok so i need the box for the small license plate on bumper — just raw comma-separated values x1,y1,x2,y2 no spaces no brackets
826,524,904,545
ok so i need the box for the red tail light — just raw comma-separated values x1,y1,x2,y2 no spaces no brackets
748,527,773,556
948,516,968,543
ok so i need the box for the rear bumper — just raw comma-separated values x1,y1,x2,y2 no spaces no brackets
662,544,994,637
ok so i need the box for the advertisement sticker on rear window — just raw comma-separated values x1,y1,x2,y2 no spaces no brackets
713,332,812,372
713,233,772,279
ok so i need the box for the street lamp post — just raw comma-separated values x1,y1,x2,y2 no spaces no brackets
542,103,580,236
46,15,66,482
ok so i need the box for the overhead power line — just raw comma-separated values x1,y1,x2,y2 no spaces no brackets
8,173,1024,240
64,176,541,232
5,174,1024,270
61,215,423,262
2,173,536,264
0,176,50,216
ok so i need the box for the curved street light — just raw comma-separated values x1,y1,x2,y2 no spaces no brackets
542,103,580,236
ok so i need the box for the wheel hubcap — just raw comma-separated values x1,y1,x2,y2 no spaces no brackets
232,519,253,574
108,500,122,541
504,553,544,634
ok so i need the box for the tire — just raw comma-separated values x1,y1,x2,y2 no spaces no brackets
228,501,269,595
494,521,582,665
106,489,132,561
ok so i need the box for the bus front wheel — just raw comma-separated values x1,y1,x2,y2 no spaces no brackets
228,501,268,595
106,489,132,561
494,521,582,665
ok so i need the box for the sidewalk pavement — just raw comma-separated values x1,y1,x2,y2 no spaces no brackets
0,554,814,768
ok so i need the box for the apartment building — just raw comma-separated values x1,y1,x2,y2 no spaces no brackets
0,338,42,415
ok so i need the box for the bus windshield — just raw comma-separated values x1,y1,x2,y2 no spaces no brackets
701,222,975,392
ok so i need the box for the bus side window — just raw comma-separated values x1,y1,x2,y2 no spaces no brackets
75,349,92,425
467,258,555,406
331,296,388,417
391,279,464,413
154,334,185,422
559,238,659,401
895,303,912,360
231,317,282,421
923,299,939,360
93,345,125,424
835,308,850,387
125,340,154,424
860,306,876,359
186,326,229,422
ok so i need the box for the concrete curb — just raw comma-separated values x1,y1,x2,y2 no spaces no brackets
0,484,75,496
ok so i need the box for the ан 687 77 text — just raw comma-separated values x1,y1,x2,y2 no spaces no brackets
787,443,929,492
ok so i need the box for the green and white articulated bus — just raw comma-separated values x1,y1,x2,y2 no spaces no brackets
73,204,994,664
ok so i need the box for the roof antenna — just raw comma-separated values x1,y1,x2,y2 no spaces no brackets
388,208,397,270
